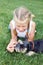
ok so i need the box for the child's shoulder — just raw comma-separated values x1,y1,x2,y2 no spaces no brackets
10,19,16,25
28,20,36,33
10,19,16,29
10,19,15,24
30,20,36,26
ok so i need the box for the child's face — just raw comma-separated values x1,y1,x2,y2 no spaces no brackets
16,21,28,32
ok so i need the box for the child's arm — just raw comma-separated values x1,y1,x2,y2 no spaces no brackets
7,21,17,52
28,22,36,42
7,32,17,52
9,20,17,43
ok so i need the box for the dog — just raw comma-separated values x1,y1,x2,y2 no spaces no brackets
14,39,43,56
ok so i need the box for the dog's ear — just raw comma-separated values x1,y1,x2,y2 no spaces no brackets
29,42,34,50
26,44,29,53
26,42,33,53
18,40,24,44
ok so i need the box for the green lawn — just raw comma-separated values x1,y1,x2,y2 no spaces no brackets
0,0,43,65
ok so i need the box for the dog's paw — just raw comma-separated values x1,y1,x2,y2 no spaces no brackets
26,51,36,56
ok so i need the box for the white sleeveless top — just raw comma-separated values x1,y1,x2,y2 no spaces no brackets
10,20,33,38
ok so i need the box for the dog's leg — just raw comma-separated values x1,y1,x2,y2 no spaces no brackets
26,51,36,56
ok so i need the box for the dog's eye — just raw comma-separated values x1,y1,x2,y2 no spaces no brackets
20,44,24,48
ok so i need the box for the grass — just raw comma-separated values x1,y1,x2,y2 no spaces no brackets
0,0,43,65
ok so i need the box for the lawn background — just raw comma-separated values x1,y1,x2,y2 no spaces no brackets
0,0,43,65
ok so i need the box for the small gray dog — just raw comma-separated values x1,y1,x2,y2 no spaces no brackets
14,39,43,56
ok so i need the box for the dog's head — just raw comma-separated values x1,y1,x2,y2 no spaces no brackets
14,43,27,53
14,40,33,53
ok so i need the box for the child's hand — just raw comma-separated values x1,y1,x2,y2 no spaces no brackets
9,39,18,47
7,39,18,52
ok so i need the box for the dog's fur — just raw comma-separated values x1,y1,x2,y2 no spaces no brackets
14,39,43,55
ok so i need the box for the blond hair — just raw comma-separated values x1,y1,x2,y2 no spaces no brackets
13,6,35,23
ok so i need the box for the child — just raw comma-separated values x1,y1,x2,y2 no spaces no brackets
7,6,36,53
